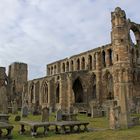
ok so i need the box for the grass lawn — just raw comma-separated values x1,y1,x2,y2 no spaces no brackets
6,113,140,140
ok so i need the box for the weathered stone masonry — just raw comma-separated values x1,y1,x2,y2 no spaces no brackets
22,7,140,119
13,7,140,127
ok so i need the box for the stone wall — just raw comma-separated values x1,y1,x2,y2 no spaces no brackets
23,8,140,126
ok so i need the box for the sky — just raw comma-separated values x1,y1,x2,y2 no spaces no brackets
0,0,140,80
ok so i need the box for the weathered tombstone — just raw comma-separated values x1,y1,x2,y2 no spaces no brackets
56,109,62,121
131,103,136,114
42,107,49,122
109,107,115,129
21,106,28,117
49,107,52,115
68,106,74,114
89,100,102,118
103,100,114,119
73,107,79,114
0,80,8,114
32,102,41,115
109,100,120,129
12,100,18,114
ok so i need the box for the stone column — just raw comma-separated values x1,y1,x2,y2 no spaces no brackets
73,60,76,71
80,58,82,70
59,76,67,111
67,74,73,109
48,81,51,107
96,52,101,103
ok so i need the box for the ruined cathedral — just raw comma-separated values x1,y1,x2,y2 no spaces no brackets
23,7,140,113
1,8,140,119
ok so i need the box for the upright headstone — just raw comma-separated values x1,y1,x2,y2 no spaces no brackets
49,107,52,115
56,109,62,121
89,100,101,118
12,100,18,114
21,106,28,117
42,107,49,122
109,100,120,129
68,106,74,114
32,102,41,115
73,107,79,114
109,107,115,129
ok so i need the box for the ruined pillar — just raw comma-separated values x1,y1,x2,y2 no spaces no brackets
48,81,51,107
59,75,67,111
111,7,132,128
95,52,102,103
67,73,73,109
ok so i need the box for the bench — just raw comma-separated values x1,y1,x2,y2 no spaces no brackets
0,122,14,139
19,120,89,136
19,121,55,136
54,121,89,134
0,114,10,123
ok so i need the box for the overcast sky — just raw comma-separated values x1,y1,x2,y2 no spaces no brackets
0,0,140,80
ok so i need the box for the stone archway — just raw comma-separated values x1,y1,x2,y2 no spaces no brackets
72,78,84,103
103,71,114,100
129,24,140,46
42,81,48,104
129,24,140,64
29,83,34,104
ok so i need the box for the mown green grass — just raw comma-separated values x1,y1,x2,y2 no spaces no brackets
7,113,140,140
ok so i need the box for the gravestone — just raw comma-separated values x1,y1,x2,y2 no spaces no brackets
109,107,115,129
21,106,28,117
42,107,49,122
89,100,102,118
56,109,62,121
109,100,120,129
12,100,18,114
32,102,41,115
49,107,53,115
0,87,8,114
73,107,79,114
68,106,74,114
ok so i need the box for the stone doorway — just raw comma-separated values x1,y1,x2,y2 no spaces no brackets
72,78,84,103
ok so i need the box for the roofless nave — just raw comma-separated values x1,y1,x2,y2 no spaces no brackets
0,7,140,129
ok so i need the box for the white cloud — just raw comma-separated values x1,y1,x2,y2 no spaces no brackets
0,0,140,79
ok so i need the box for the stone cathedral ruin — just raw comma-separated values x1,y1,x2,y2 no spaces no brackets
0,7,140,129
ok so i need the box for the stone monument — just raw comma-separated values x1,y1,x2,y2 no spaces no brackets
109,100,120,129
89,100,102,118
42,107,49,122
11,99,18,114
56,109,62,121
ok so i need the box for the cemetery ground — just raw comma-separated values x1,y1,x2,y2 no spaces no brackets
7,113,140,140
